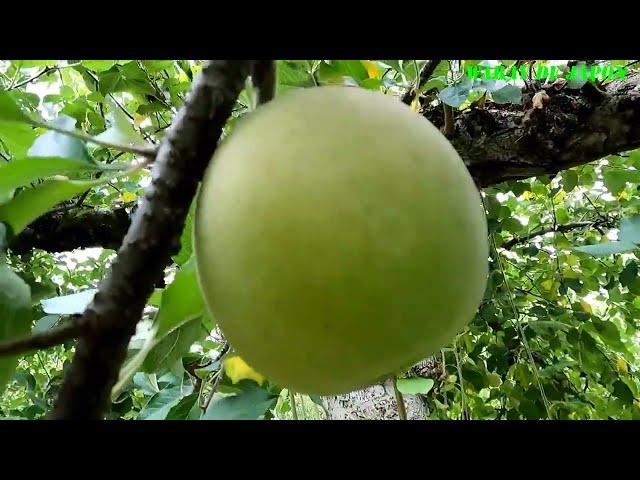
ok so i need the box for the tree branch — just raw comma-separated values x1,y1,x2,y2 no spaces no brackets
401,60,442,105
9,66,56,90
31,120,157,157
9,207,131,254
424,73,640,187
502,219,614,249
48,60,253,420
0,321,84,357
11,73,640,260
251,60,277,104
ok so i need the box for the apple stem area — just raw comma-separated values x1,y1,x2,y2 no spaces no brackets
393,376,408,420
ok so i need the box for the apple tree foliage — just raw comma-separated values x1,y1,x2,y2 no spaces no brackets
0,59,639,420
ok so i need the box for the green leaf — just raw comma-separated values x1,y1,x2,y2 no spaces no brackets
0,91,33,124
142,317,207,374
155,257,206,338
28,116,93,163
612,380,635,405
0,265,32,395
91,98,147,148
0,172,122,235
603,169,640,196
98,70,125,95
142,60,175,74
277,61,315,90
166,393,200,420
13,371,36,392
133,372,159,396
501,217,523,234
562,170,579,192
573,241,635,257
439,80,473,108
32,314,60,333
0,122,37,157
17,60,58,68
137,382,194,420
620,262,638,287
112,258,212,395
202,381,278,420
0,156,105,201
81,60,118,72
41,289,97,315
462,363,488,390
331,60,369,82
491,84,522,104
396,377,435,395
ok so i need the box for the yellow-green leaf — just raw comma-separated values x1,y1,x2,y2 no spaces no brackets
224,356,265,385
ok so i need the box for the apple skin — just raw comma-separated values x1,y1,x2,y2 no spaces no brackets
195,86,488,396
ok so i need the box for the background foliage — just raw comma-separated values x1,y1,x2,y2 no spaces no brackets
1,60,639,420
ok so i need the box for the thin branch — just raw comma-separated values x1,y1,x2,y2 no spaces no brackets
36,351,52,383
9,66,56,91
502,219,612,249
48,60,253,420
0,322,84,358
401,59,442,105
393,376,407,420
32,120,157,157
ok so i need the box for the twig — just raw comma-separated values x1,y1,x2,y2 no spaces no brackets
31,120,157,157
137,61,175,112
502,219,612,249
48,60,253,420
9,66,56,90
0,321,84,358
401,59,442,105
36,351,52,383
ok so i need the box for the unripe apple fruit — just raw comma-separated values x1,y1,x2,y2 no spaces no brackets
195,86,488,395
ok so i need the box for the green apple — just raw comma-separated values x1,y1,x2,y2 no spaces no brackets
195,86,488,396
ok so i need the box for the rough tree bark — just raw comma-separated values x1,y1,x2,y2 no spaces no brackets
48,61,253,419
12,73,640,255
8,66,640,420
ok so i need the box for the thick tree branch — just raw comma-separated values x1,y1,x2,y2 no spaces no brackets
48,60,253,420
252,60,277,104
10,207,131,254
12,73,640,258
424,73,640,187
0,321,84,357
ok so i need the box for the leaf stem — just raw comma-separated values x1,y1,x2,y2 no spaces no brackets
393,376,407,420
